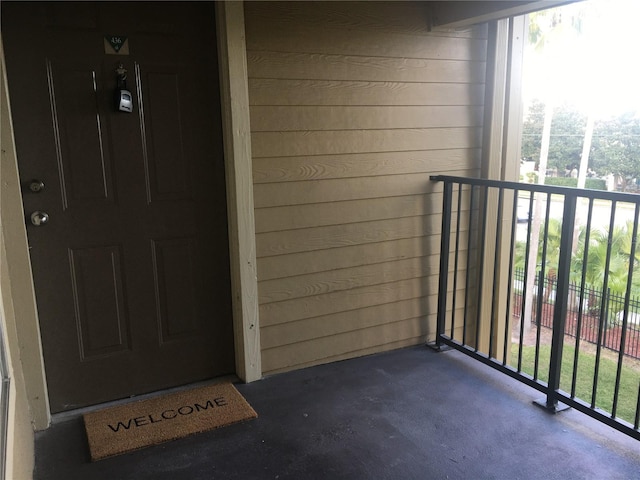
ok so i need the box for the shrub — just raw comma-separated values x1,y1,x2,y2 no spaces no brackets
543,177,606,190
585,178,606,190
545,177,576,187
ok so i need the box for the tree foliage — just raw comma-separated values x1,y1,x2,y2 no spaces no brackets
521,101,640,191
521,100,586,173
590,113,640,191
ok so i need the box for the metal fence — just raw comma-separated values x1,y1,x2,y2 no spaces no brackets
512,268,640,360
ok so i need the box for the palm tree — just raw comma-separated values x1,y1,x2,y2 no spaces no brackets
571,221,640,317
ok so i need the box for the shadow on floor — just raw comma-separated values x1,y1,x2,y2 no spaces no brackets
34,346,640,480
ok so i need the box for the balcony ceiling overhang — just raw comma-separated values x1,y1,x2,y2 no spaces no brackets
429,1,583,29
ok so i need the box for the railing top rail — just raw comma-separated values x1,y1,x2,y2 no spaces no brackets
430,175,640,204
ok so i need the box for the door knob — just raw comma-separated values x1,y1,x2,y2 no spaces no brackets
30,211,50,226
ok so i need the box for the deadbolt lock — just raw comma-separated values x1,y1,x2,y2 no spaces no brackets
28,179,45,193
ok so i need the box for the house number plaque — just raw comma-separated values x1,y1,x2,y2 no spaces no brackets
104,35,130,55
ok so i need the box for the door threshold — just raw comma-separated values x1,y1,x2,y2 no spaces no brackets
49,374,240,425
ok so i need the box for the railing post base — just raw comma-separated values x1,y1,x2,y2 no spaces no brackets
533,398,571,414
426,341,452,352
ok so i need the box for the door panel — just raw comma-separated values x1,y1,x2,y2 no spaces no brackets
48,61,116,205
151,237,199,342
143,69,192,200
70,245,130,359
2,2,234,412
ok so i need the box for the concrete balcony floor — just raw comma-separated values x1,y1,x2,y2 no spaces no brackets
34,346,640,480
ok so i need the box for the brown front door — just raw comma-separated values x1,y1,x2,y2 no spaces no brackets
2,2,235,412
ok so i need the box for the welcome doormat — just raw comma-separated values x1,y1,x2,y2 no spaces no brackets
83,382,257,461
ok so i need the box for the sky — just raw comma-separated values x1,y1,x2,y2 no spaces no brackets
522,0,640,119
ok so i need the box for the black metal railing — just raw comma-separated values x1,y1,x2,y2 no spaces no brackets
431,175,640,441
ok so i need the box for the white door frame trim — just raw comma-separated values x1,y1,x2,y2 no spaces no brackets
215,2,262,383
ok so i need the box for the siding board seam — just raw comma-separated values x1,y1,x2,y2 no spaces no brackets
255,224,459,260
253,146,482,160
248,103,487,108
248,127,483,134
253,214,472,236
246,50,488,63
261,328,431,371
247,33,487,44
256,241,469,282
262,338,428,375
258,258,467,304
248,76,486,87
245,44,487,62
262,313,435,350
246,40,487,62
261,315,432,349
253,192,476,211
252,170,480,209
259,285,465,326
257,257,433,289
253,172,467,187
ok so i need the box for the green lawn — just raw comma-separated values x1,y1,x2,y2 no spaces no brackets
511,343,640,424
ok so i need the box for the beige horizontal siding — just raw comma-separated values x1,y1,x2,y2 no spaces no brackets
253,149,481,184
249,79,485,106
259,253,468,304
252,127,482,158
262,337,422,375
255,190,472,233
251,106,484,132
257,235,451,281
245,2,487,41
256,212,470,258
253,171,481,208
245,1,487,374
262,321,429,374
262,314,466,373
247,52,487,84
262,301,467,350
257,232,471,283
246,6,487,60
259,276,431,327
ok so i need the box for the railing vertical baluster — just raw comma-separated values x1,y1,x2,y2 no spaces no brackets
534,193,553,381
489,187,504,358
611,204,640,418
463,185,477,347
503,190,520,365
435,180,454,350
572,198,594,398
603,294,610,350
542,194,576,411
592,201,618,409
518,191,535,371
474,186,489,352
533,268,544,381
635,383,640,430
450,185,464,339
